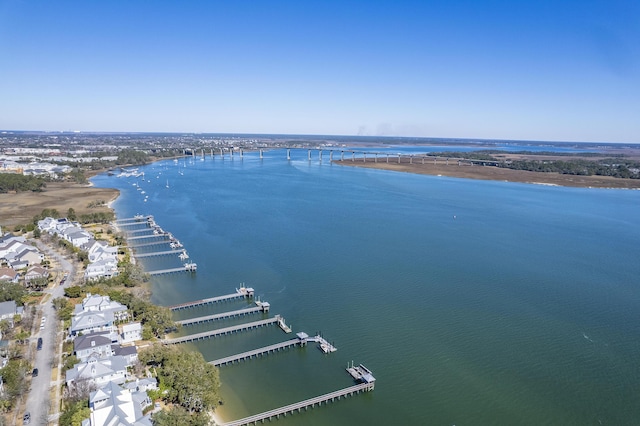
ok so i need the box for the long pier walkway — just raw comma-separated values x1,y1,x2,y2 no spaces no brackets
210,338,302,366
123,227,154,235
114,215,152,224
177,305,266,326
169,287,254,311
220,382,375,426
163,316,281,345
128,233,167,241
148,264,196,275
135,250,181,258
128,240,170,249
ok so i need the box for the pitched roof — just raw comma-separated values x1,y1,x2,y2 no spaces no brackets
74,333,113,351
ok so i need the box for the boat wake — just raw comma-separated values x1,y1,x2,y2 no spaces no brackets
582,332,594,343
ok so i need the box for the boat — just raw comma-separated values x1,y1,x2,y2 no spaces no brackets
166,180,169,189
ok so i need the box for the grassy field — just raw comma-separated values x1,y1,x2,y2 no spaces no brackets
0,181,119,228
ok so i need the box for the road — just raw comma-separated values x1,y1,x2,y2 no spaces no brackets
23,239,78,425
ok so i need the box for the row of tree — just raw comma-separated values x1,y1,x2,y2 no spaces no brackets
431,151,640,179
503,159,640,179
0,173,46,193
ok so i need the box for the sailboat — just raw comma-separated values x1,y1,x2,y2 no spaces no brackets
166,180,169,189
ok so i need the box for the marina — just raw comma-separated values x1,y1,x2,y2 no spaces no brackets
114,216,197,276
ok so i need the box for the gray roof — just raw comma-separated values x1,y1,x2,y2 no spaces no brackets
0,301,17,317
74,333,113,351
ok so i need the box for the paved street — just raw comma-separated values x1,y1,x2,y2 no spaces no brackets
22,240,78,425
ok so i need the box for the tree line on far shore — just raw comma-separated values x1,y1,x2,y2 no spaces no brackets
430,151,640,179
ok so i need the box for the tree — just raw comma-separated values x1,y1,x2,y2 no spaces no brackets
0,359,30,404
27,276,49,290
0,282,26,304
59,400,90,426
152,406,211,426
67,208,77,222
140,345,220,412
139,345,220,414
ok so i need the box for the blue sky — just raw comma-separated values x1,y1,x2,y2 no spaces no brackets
0,0,638,142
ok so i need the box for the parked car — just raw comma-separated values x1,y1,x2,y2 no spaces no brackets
37,338,43,350
32,368,38,377
23,412,30,424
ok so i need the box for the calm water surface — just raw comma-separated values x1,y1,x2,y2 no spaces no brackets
92,149,640,425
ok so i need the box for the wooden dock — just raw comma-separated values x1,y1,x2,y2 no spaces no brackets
124,227,154,234
128,233,167,241
148,266,191,276
163,316,282,345
176,306,266,326
135,250,181,258
114,215,152,224
219,382,375,426
209,338,302,366
129,241,170,248
168,287,254,311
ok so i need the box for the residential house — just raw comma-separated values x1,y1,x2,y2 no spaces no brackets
66,228,92,247
82,240,118,263
123,377,157,394
65,356,128,388
85,381,152,426
74,332,114,362
24,265,49,284
0,268,18,283
0,301,17,322
70,311,117,337
111,344,138,365
119,322,142,344
70,294,128,336
84,258,119,281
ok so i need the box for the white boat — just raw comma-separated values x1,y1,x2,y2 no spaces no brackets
166,180,169,188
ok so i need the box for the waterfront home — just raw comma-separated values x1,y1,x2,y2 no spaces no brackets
65,356,128,388
70,294,128,336
84,258,119,281
70,311,117,337
74,294,128,318
111,344,138,365
82,240,118,263
74,332,114,362
86,381,152,426
119,322,142,344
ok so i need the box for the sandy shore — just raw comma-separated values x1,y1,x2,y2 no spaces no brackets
334,159,640,189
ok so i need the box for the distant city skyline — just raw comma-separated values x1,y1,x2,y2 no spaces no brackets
1,1,638,143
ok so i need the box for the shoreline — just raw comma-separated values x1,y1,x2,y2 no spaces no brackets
334,159,640,189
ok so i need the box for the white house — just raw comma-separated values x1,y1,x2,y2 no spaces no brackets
74,332,114,362
84,258,119,281
0,268,18,283
65,356,128,388
70,294,128,336
86,381,152,426
119,322,142,344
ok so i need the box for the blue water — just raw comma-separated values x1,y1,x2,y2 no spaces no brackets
92,149,640,425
